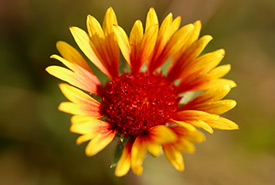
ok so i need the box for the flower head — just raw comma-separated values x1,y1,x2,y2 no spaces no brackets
46,7,238,176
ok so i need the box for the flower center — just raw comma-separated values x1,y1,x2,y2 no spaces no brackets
101,72,180,137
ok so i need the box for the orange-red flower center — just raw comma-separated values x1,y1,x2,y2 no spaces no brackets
101,72,180,137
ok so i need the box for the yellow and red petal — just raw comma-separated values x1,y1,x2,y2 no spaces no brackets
167,35,213,81
168,126,205,143
147,125,177,144
173,110,220,132
148,13,173,62
174,109,238,131
46,66,96,93
69,27,111,76
49,54,99,86
129,20,144,69
175,110,219,123
58,83,102,117
70,116,110,135
72,117,115,145
137,24,158,71
130,125,177,175
115,13,158,73
187,85,232,105
70,10,120,79
102,8,120,77
148,24,194,72
176,49,225,81
59,83,99,105
48,54,100,94
181,85,237,115
147,13,183,72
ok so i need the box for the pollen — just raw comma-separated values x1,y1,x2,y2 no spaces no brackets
101,72,180,137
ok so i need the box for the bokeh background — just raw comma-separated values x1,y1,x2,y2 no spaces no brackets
1,0,275,184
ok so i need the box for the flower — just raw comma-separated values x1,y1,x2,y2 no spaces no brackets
46,7,238,176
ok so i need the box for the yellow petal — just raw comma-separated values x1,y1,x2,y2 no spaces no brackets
74,120,113,145
206,117,239,130
85,130,115,156
147,143,162,157
186,35,213,59
145,7,158,32
69,27,110,77
185,20,202,47
140,24,158,66
58,102,84,115
71,115,97,125
153,13,173,57
58,83,100,105
56,41,91,70
102,7,120,75
209,64,231,78
176,110,219,123
115,145,131,177
171,16,181,34
70,118,108,135
199,100,237,115
170,126,205,143
185,49,225,77
169,35,212,78
194,85,232,103
129,20,143,47
76,134,94,145
186,129,206,143
171,120,197,132
190,120,214,134
164,24,194,57
129,20,143,70
147,14,182,72
131,137,147,175
210,79,237,88
103,7,118,35
57,84,101,116
163,145,184,171
58,102,101,117
86,15,104,38
158,14,180,47
46,65,78,84
113,25,131,64
70,121,97,134
176,140,195,153
50,54,80,74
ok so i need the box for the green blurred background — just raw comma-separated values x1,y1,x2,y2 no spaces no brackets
1,0,275,184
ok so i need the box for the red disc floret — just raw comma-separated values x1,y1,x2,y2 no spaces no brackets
101,72,180,137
